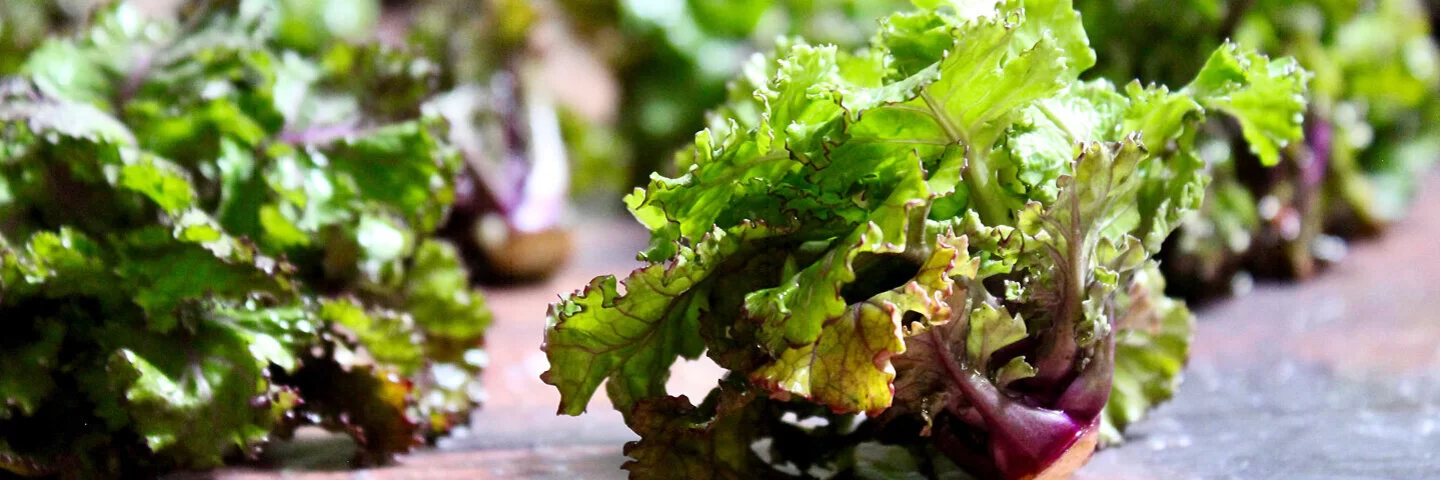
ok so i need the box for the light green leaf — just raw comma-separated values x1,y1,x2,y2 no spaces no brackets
965,303,1028,371
1185,41,1310,166
1100,262,1193,445
544,222,785,417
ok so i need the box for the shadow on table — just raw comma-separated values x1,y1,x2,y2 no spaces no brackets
165,429,357,479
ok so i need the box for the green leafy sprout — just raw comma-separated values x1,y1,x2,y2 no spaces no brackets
543,0,1308,478
0,1,492,477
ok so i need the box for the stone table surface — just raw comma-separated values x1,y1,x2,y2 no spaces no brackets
195,177,1440,480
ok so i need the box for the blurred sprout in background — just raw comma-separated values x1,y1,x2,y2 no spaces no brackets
0,0,494,476
265,0,598,282
1078,0,1440,299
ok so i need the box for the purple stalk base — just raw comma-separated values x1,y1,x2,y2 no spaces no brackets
451,68,569,235
922,323,1115,479
1302,115,1332,189
433,65,573,283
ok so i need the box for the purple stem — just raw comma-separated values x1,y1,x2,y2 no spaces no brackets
117,53,155,106
1029,217,1087,394
1052,326,1115,421
922,329,1088,480
467,63,568,233
1302,116,1332,189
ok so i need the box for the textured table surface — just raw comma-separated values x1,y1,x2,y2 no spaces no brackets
197,177,1440,480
